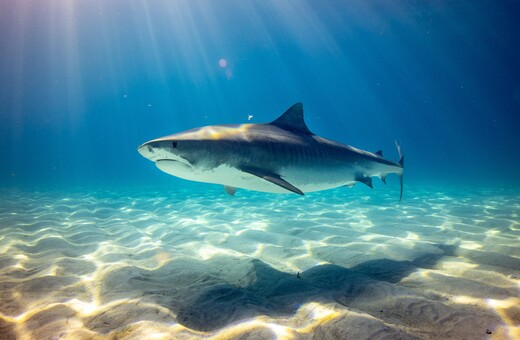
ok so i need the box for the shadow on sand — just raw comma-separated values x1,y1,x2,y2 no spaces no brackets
89,245,459,332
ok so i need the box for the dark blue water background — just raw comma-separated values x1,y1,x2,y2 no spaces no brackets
1,1,519,191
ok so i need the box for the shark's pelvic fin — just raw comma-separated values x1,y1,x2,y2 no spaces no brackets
224,185,237,196
270,102,313,135
356,176,373,188
241,166,304,195
380,175,387,184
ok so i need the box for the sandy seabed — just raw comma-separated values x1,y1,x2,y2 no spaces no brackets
0,184,518,339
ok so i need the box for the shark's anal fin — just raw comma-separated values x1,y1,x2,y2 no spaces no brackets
241,166,304,195
224,185,237,196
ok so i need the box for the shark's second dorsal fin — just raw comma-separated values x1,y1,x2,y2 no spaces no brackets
270,103,313,135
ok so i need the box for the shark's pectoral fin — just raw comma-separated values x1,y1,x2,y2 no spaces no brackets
241,166,304,195
224,185,237,196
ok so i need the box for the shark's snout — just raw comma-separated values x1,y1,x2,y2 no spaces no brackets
137,143,155,160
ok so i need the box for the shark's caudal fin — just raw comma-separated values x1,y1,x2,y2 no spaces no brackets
395,140,404,202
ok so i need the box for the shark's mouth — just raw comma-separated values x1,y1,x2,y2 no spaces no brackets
156,158,192,167
155,159,194,178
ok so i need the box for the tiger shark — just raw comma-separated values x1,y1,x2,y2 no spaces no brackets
138,103,404,200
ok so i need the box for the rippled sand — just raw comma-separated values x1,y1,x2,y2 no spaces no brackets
0,185,519,339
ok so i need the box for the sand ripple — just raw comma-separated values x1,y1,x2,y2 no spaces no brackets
0,186,519,339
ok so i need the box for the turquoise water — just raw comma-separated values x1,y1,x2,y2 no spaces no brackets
1,1,519,339
1,1,519,186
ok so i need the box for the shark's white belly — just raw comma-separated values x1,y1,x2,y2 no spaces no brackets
156,160,350,193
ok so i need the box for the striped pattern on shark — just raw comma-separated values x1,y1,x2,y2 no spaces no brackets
138,103,404,200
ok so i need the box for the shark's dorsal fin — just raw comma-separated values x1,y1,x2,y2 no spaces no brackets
270,103,313,135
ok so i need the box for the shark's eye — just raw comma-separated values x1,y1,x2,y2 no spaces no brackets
171,141,178,149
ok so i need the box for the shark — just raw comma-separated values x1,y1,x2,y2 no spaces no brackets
138,103,404,200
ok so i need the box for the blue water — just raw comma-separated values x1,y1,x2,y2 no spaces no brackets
1,1,519,189
1,2,520,339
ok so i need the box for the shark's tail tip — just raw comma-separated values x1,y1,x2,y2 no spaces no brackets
395,140,404,202
394,140,404,167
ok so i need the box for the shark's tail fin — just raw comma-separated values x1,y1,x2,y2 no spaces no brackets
395,140,404,202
